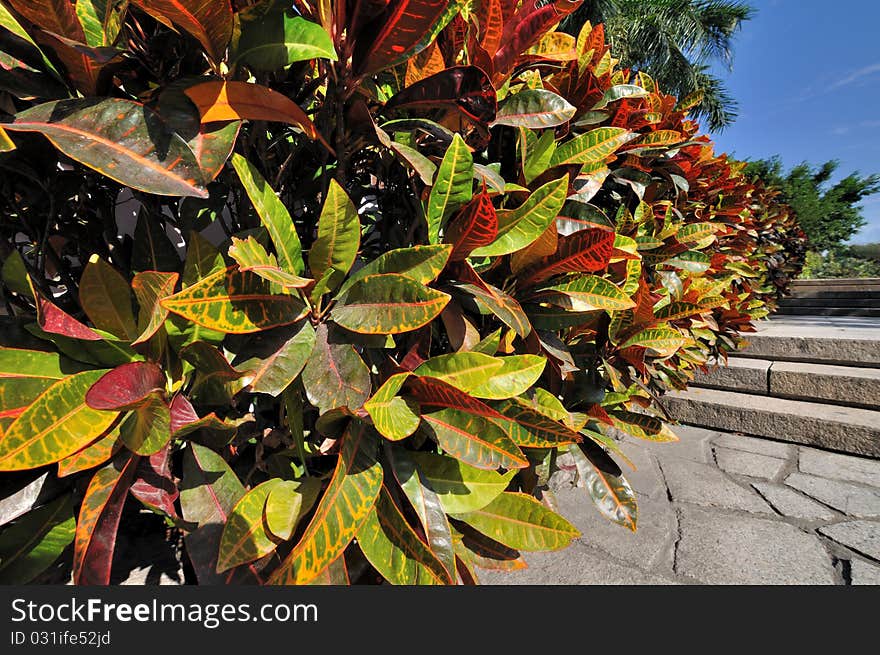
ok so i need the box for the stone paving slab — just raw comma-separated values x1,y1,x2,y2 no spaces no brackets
818,521,880,561
714,447,787,479
798,449,880,487
785,473,880,518
674,506,836,585
751,482,837,521
850,559,880,585
483,424,880,585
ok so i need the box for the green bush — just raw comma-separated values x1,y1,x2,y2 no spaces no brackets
0,1,804,585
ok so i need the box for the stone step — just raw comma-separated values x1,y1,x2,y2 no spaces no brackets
788,290,880,300
792,278,880,291
693,358,880,410
775,306,880,317
664,387,880,457
780,297,879,307
739,317,880,367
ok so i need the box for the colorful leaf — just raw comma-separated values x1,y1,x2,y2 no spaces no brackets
569,441,637,530
550,127,636,167
530,275,635,311
414,352,504,392
217,479,282,573
339,244,451,295
471,176,568,257
491,398,582,447
78,255,137,341
301,323,371,413
444,192,499,261
426,134,474,245
469,355,546,400
235,10,336,71
309,179,360,295
521,228,616,285
73,455,137,585
364,373,420,441
231,153,304,274
161,266,305,334
6,99,213,198
131,0,232,63
236,321,316,397
454,492,579,551
358,485,450,585
333,274,450,335
493,89,576,128
421,408,528,471
131,271,179,345
228,237,313,289
269,422,383,585
403,451,514,514
85,361,165,411
0,370,118,471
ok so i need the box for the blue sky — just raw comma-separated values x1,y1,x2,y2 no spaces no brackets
706,0,880,243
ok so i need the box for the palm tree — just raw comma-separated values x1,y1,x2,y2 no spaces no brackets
562,0,754,132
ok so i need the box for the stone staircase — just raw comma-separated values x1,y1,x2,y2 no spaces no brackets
776,278,880,317
665,311,880,458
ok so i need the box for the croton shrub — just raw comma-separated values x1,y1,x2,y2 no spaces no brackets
0,1,805,585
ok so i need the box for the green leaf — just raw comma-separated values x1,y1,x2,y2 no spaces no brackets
364,373,420,441
493,89,576,128
591,84,650,110
332,274,450,335
389,448,456,581
404,452,514,514
119,395,171,456
469,355,546,400
231,153,304,275
238,321,316,397
0,370,118,471
264,478,319,541
619,326,688,356
269,422,383,585
569,443,637,531
0,347,86,413
609,411,679,442
161,266,305,334
228,236,312,288
338,244,451,295
301,324,370,413
454,492,579,551
131,271,179,345
180,443,262,584
550,127,636,167
217,479,282,573
6,99,212,198
491,398,582,447
427,134,473,245
358,485,450,585
76,0,123,47
471,176,568,257
523,129,557,184
309,179,360,296
0,494,75,584
182,230,225,288
235,11,337,71
79,255,137,341
421,408,528,471
449,282,532,338
2,251,32,299
414,353,504,393
532,275,635,311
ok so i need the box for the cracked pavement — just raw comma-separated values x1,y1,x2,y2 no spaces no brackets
479,425,880,585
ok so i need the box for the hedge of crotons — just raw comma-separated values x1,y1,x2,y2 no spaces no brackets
0,0,805,585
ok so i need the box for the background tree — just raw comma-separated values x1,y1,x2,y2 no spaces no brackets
746,158,880,278
562,0,753,131
745,158,880,251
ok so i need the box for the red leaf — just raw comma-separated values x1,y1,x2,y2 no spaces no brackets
406,376,505,419
445,191,499,261
131,0,233,63
130,445,181,519
384,66,497,125
85,362,165,411
357,0,450,75
73,454,138,585
521,228,616,286
493,2,575,79
35,293,102,341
